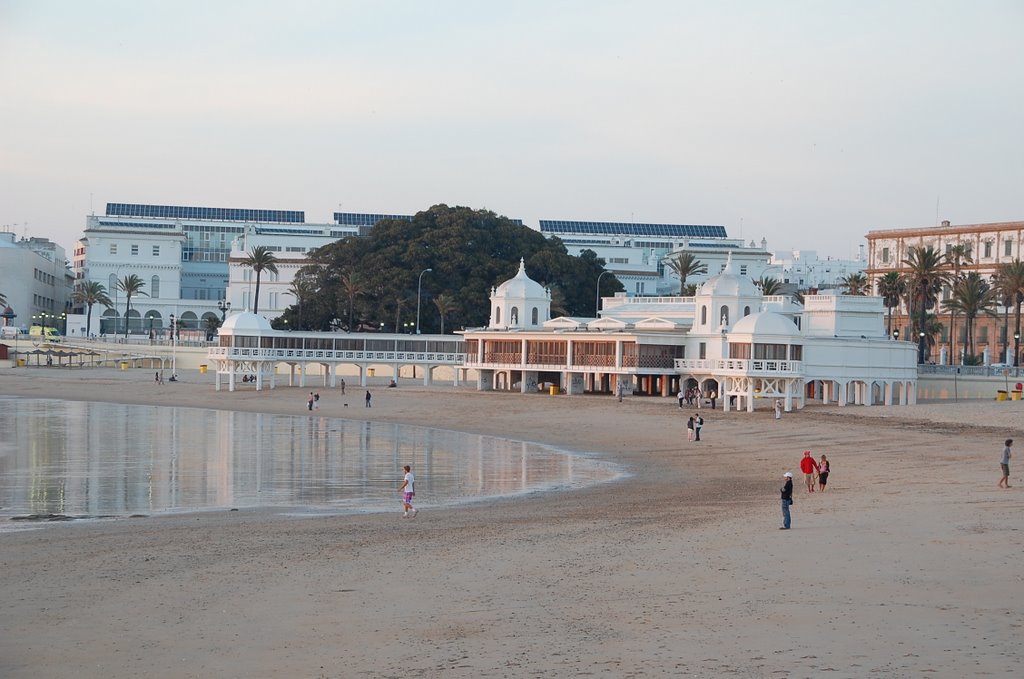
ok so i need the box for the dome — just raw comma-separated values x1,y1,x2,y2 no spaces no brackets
494,258,549,301
730,311,801,337
698,256,761,299
219,311,273,334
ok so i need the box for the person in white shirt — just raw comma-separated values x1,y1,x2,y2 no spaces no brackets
399,465,417,518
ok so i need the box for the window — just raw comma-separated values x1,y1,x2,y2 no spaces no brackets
109,273,117,290
1006,240,1013,257
882,247,890,263
979,326,989,343
109,244,117,255
984,241,993,258
740,265,748,275
153,245,160,256
511,306,519,325
531,307,538,324
700,305,707,325
720,305,729,326
151,276,160,298
699,342,706,359
744,306,751,317
131,245,139,256
495,307,502,324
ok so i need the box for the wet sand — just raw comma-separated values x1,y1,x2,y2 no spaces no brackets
1,368,1022,678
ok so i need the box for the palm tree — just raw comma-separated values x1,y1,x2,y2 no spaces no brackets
755,276,782,295
941,272,998,360
203,315,221,341
0,291,6,307
242,246,279,314
838,272,870,295
432,294,460,334
902,246,949,363
876,271,907,337
287,276,315,331
944,244,973,364
339,271,365,331
116,274,147,337
994,259,1024,366
665,252,708,295
72,281,113,337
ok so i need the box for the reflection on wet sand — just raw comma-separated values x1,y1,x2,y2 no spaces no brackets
0,398,619,522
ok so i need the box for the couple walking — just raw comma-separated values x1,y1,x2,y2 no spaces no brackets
686,413,704,442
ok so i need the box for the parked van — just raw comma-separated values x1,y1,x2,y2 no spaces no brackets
29,326,61,341
1,326,22,339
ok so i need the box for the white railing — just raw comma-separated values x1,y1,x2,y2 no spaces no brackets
675,358,803,374
207,347,464,364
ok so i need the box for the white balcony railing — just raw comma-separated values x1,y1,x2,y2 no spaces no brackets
675,358,804,374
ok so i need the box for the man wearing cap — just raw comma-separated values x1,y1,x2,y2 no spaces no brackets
780,472,794,529
799,450,819,493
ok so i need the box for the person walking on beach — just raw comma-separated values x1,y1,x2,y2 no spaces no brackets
313,392,320,410
686,415,695,442
617,381,625,402
774,399,782,420
678,389,685,409
399,465,417,518
709,389,717,410
780,472,794,529
818,454,830,492
999,439,1012,488
365,390,372,408
307,392,314,411
693,413,704,441
799,450,819,493
340,378,346,395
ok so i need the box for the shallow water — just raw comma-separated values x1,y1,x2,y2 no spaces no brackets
0,398,620,525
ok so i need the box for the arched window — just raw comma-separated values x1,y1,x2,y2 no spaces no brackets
109,273,117,291
511,306,519,325
720,305,729,326
151,275,160,298
531,307,538,324
744,306,751,317
495,306,501,325
700,305,707,325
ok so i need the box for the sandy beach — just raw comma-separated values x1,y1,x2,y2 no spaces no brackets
1,368,1022,678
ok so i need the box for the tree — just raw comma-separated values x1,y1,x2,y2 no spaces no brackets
944,244,973,364
941,272,998,360
339,271,365,331
838,272,869,295
0,291,6,307
994,259,1024,366
665,252,708,296
902,246,949,363
116,274,147,337
755,276,782,295
72,281,113,337
204,315,222,341
242,246,279,315
432,293,459,334
876,271,907,337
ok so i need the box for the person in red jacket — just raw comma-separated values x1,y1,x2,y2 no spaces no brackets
799,450,819,493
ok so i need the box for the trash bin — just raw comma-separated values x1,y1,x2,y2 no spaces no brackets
119,361,128,370
16,358,25,367
549,385,558,396
199,364,208,374
1013,391,1023,401
997,390,1008,401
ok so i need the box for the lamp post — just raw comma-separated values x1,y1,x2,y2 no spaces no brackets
596,270,610,317
415,268,432,334
169,313,177,378
218,299,231,321
919,331,926,364
1015,331,1021,368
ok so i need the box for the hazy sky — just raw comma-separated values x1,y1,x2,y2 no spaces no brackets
2,1,1022,259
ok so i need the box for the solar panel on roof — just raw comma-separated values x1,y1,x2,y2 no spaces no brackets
539,220,727,238
106,203,306,223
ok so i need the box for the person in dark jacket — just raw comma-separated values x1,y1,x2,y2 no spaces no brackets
780,472,794,529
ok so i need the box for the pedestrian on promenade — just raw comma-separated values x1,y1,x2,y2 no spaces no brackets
365,390,372,408
780,472,793,529
999,439,1013,488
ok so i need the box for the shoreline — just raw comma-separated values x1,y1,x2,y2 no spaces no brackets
1,369,1023,677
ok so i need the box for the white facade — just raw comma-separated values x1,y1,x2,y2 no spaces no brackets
769,247,867,290
0,232,72,333
464,256,918,410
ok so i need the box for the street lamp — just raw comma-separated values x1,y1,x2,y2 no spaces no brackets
1015,331,1021,368
596,270,611,317
218,299,231,321
169,313,177,379
415,268,432,334
919,331,926,364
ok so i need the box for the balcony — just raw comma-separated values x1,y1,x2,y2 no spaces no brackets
675,358,804,375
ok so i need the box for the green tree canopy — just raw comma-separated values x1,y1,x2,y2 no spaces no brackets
289,205,623,332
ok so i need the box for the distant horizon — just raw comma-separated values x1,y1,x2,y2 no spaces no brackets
2,1,1021,262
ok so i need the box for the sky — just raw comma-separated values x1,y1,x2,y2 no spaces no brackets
1,0,1022,260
